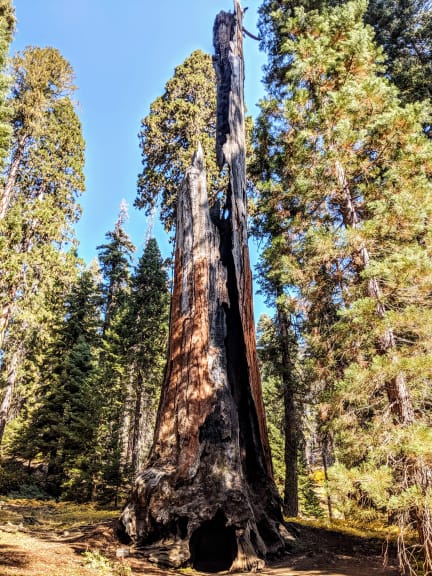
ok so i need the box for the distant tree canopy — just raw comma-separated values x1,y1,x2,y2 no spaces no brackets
0,0,14,167
259,0,432,105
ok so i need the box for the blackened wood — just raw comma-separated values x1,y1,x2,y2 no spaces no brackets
117,1,292,571
213,0,273,476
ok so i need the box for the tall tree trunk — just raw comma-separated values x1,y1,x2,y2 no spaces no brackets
130,373,143,476
321,435,334,520
117,3,291,570
0,345,22,445
276,305,298,518
0,133,28,220
0,296,14,352
335,161,431,571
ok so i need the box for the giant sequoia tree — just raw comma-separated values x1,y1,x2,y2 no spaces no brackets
118,2,290,571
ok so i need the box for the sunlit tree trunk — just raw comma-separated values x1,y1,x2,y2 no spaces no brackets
117,2,291,570
0,134,28,220
0,345,22,444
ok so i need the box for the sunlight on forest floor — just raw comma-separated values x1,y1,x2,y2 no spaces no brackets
0,499,400,576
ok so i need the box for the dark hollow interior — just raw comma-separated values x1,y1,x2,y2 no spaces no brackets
189,510,237,573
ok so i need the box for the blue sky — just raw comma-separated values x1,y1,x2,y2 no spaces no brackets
11,0,269,318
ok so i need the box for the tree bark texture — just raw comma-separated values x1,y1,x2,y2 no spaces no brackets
117,3,291,571
0,345,23,444
276,306,298,518
0,134,28,221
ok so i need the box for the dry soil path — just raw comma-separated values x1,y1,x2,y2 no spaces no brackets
0,513,400,576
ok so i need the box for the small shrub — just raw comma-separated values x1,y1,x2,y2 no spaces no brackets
82,549,132,576
0,459,40,495
7,483,50,500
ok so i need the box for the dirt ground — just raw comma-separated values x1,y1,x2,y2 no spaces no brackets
0,500,400,576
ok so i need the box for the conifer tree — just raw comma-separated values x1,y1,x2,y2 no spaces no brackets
126,238,169,475
97,201,135,327
255,1,432,570
0,47,85,444
0,0,14,168
135,50,222,232
259,0,432,106
95,205,135,501
363,0,432,104
11,266,102,499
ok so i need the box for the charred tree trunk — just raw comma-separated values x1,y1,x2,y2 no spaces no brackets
117,2,291,570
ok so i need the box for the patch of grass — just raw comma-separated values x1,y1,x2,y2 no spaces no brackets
285,515,399,542
46,502,118,529
82,549,132,575
0,498,119,531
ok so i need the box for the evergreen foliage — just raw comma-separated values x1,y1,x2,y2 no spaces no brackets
126,238,169,474
0,0,14,168
363,0,432,105
135,50,223,232
259,0,432,106
255,0,432,570
11,266,102,500
95,206,135,501
0,46,85,447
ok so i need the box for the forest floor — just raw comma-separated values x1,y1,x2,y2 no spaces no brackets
0,499,401,576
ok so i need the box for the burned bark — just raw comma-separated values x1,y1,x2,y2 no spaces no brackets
117,2,291,570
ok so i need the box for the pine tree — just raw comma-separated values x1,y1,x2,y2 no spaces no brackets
255,0,432,570
259,0,432,106
11,266,102,499
95,205,135,502
135,50,223,232
97,201,135,327
0,0,14,168
0,46,77,219
0,47,85,445
126,238,169,476
254,260,301,517
364,0,432,105
0,249,81,447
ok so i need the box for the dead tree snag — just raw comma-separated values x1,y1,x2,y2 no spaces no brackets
117,1,292,571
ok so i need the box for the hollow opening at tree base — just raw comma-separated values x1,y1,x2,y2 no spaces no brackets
189,510,238,573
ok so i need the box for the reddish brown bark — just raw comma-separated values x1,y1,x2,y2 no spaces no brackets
117,3,291,569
